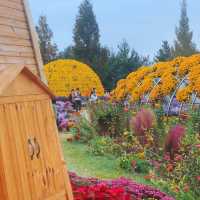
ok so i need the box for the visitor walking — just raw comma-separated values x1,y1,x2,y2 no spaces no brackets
69,89,75,109
74,88,82,112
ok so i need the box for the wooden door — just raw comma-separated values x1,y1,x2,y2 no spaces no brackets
0,100,72,200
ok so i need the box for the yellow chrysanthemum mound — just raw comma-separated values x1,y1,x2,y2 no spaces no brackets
44,59,104,96
112,54,200,103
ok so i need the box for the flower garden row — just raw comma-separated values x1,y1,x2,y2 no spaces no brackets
67,102,200,199
70,172,174,200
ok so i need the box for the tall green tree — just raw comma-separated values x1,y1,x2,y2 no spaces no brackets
58,46,74,59
155,41,173,62
36,16,58,64
73,0,100,68
103,40,149,90
172,0,197,57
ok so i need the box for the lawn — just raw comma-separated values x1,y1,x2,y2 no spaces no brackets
60,134,148,184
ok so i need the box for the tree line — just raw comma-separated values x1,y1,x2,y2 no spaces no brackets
36,0,198,90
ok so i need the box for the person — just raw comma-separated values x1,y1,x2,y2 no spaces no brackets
69,89,75,109
124,93,130,109
90,88,98,103
74,88,82,112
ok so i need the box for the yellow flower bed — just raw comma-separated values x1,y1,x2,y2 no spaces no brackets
44,59,104,96
112,54,200,103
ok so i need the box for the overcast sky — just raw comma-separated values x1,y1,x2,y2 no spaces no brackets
29,0,200,58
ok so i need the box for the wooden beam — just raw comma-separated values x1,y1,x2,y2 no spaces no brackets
22,0,46,83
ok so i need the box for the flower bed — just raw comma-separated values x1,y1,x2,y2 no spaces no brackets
69,172,174,200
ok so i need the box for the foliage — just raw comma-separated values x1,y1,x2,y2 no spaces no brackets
44,59,104,96
103,40,149,90
88,136,115,156
77,118,97,143
73,0,100,67
186,108,200,135
154,105,166,138
36,15,58,64
155,41,173,62
89,102,131,137
172,0,197,57
118,153,151,174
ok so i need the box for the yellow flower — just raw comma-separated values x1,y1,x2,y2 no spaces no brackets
136,152,145,160
112,53,200,102
44,59,104,96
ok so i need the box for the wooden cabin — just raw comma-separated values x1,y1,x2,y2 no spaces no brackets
0,66,73,200
0,0,44,80
0,0,73,199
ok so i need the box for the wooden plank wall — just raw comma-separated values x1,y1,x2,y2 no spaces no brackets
0,0,40,76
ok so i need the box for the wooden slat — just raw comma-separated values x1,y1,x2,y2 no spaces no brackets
0,105,20,200
0,24,30,39
9,0,22,3
0,6,26,21
0,94,50,104
0,51,34,58
0,56,36,65
46,190,67,200
0,17,27,29
0,36,31,47
0,44,33,53
0,0,24,11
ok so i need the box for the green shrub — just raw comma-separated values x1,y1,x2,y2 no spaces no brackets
88,137,114,156
89,102,131,137
187,109,200,135
77,118,97,143
118,153,151,173
135,159,151,174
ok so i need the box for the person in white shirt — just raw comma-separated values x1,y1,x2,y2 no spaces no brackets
90,88,98,103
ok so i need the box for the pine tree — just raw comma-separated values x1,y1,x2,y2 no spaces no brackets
155,41,172,62
36,16,58,64
58,46,74,59
172,0,197,57
73,0,100,67
103,40,149,90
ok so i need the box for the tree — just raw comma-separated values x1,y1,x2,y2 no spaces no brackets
103,40,149,90
36,15,58,64
58,46,74,59
73,0,100,68
155,41,173,62
172,0,197,57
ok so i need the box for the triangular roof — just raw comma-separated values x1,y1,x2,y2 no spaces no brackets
0,66,54,98
0,0,45,81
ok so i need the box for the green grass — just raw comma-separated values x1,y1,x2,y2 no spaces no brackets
60,135,148,184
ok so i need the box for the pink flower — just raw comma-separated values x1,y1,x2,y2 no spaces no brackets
195,144,200,148
174,154,183,162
